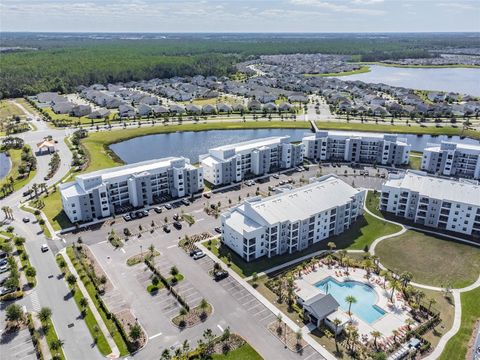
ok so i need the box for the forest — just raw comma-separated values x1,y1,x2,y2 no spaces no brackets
1,32,479,98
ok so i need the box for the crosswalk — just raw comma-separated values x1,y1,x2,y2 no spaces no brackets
29,291,41,312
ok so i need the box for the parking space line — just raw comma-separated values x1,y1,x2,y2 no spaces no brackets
149,332,162,340
260,313,275,322
254,307,270,317
303,351,317,360
120,248,126,253
167,245,177,249
241,298,257,307
217,324,224,332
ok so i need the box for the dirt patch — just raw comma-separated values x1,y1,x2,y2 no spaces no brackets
75,245,113,293
172,303,213,328
116,309,146,349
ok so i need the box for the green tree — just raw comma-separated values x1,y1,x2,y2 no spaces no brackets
345,295,357,318
130,324,142,342
6,304,24,325
37,307,52,324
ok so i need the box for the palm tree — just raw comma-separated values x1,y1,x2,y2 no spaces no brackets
50,339,64,352
79,297,88,316
371,330,381,350
295,329,303,349
160,349,171,360
179,307,187,326
199,298,209,318
37,307,52,325
32,183,39,199
427,297,437,314
338,249,347,266
332,318,342,353
345,295,357,318
389,278,400,301
380,269,390,289
286,277,295,308
276,313,283,334
327,241,336,252
5,304,24,326
399,271,413,289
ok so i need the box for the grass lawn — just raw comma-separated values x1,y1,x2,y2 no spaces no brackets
0,148,37,196
408,154,422,170
66,247,130,356
305,65,371,77
418,288,455,349
314,121,480,141
211,343,263,360
44,318,66,360
375,230,480,288
81,121,311,172
34,189,73,231
0,99,24,120
208,211,400,278
439,287,480,360
55,254,112,356
20,205,52,238
43,107,117,125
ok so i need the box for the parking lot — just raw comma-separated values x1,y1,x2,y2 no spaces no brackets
0,328,37,360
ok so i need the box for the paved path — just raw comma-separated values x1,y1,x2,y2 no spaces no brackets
60,248,120,358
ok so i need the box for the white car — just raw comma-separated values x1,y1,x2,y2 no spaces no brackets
193,251,206,260
41,244,49,253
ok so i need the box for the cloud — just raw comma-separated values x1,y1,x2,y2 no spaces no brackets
290,0,386,15
351,0,384,4
437,2,477,11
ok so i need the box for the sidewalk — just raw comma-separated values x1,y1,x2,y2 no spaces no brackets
197,242,336,360
60,248,120,358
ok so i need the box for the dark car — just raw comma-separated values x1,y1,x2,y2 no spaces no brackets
130,212,137,219
181,199,190,206
214,227,221,234
213,270,229,281
190,249,202,257
22,217,30,223
163,225,171,233
203,193,211,199
136,211,144,218
173,221,182,230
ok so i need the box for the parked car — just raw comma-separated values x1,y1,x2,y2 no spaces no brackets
130,212,137,219
164,203,172,210
41,244,49,253
22,217,30,223
0,263,9,274
272,174,280,179
203,193,211,199
135,211,144,218
123,214,131,221
0,286,14,296
214,227,221,234
181,199,190,206
22,190,32,197
173,221,182,230
213,270,229,281
173,214,179,221
153,206,163,213
193,251,206,260
163,225,171,233
141,209,149,216
190,249,203,257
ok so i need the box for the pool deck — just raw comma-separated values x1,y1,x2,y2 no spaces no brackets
295,263,414,340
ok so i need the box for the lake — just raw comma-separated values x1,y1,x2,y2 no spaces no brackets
337,65,480,96
110,128,480,164
0,152,12,180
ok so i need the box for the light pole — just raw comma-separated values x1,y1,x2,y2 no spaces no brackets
140,245,143,261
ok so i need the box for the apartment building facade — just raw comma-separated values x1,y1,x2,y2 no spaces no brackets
421,141,480,180
221,175,366,262
380,170,480,237
60,157,203,223
199,136,303,186
302,131,410,166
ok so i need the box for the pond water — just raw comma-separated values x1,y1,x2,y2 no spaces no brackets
110,128,480,164
0,152,12,180
337,65,480,96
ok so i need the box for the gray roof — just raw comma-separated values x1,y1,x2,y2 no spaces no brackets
304,293,339,320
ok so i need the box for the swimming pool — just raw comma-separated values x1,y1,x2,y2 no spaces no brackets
315,277,386,324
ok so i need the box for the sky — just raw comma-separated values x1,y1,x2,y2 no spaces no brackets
1,0,479,33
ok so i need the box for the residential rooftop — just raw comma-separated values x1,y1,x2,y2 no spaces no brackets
385,170,480,206
210,136,290,154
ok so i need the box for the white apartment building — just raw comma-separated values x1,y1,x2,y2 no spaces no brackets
60,157,203,223
199,136,303,186
421,141,480,180
380,170,480,237
221,175,366,262
303,131,410,166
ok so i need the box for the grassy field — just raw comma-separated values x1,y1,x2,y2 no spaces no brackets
208,210,400,277
0,100,24,120
0,147,37,196
211,343,263,360
439,287,480,360
55,254,112,356
66,247,130,356
81,121,311,172
35,189,73,231
375,230,480,288
408,154,422,170
305,65,371,77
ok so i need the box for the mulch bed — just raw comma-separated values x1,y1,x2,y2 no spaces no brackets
212,334,245,354
116,309,146,349
172,303,213,328
76,245,113,293
267,320,308,352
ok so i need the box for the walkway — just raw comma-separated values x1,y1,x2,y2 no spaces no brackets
60,248,120,358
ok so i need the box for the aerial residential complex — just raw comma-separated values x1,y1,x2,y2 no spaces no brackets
199,136,303,186
221,174,366,262
302,131,410,166
60,157,203,223
421,141,480,180
380,170,480,236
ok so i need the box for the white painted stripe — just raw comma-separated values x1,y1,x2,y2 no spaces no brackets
149,332,162,340
217,324,223,332
167,244,177,249
120,248,126,254
98,240,107,244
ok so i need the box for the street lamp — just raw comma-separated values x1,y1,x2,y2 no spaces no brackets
140,245,143,260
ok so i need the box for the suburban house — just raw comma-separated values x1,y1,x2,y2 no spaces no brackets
199,136,303,186
60,157,203,223
380,170,480,237
221,175,366,261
